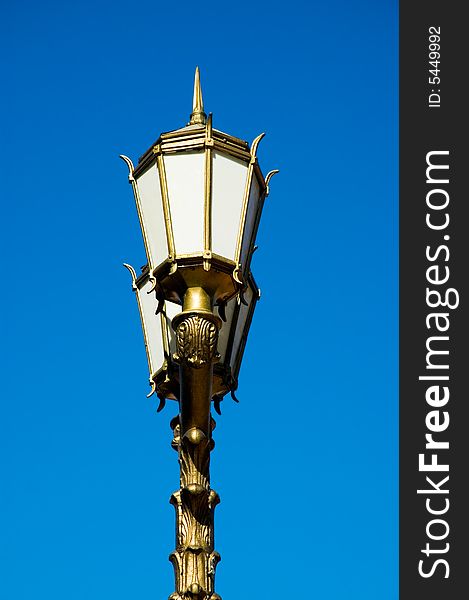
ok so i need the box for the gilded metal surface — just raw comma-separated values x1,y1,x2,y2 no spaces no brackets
174,316,218,369
133,126,251,179
181,287,212,314
169,417,221,600
265,169,280,196
169,286,222,599
152,254,239,306
173,287,221,437
203,114,213,271
189,67,207,126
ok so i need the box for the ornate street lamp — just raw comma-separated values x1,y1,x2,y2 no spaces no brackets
120,68,278,600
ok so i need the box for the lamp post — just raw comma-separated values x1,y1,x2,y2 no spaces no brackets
120,68,278,600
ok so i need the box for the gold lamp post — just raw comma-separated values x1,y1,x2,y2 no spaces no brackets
121,67,278,600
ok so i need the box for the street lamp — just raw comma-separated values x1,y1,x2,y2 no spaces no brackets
121,67,278,600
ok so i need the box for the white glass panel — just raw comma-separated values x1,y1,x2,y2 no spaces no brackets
211,152,248,261
164,152,205,256
163,301,182,356
137,277,165,375
135,161,168,267
240,174,261,269
216,297,238,364
230,284,255,370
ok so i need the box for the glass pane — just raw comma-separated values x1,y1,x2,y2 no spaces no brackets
137,276,165,375
211,152,248,261
230,283,255,371
164,152,205,256
216,296,239,365
135,161,168,268
163,301,182,356
239,173,261,270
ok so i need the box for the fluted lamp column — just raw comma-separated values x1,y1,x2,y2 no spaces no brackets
121,68,278,600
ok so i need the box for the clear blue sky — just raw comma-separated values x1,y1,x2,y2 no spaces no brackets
0,1,398,598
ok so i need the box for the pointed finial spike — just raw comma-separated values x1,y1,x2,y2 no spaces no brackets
189,66,207,125
193,67,203,111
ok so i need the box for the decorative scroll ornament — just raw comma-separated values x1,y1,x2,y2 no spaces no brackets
169,418,221,600
174,315,219,368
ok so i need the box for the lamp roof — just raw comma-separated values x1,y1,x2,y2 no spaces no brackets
135,70,252,171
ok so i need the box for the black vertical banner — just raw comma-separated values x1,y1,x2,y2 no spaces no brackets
400,3,467,598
